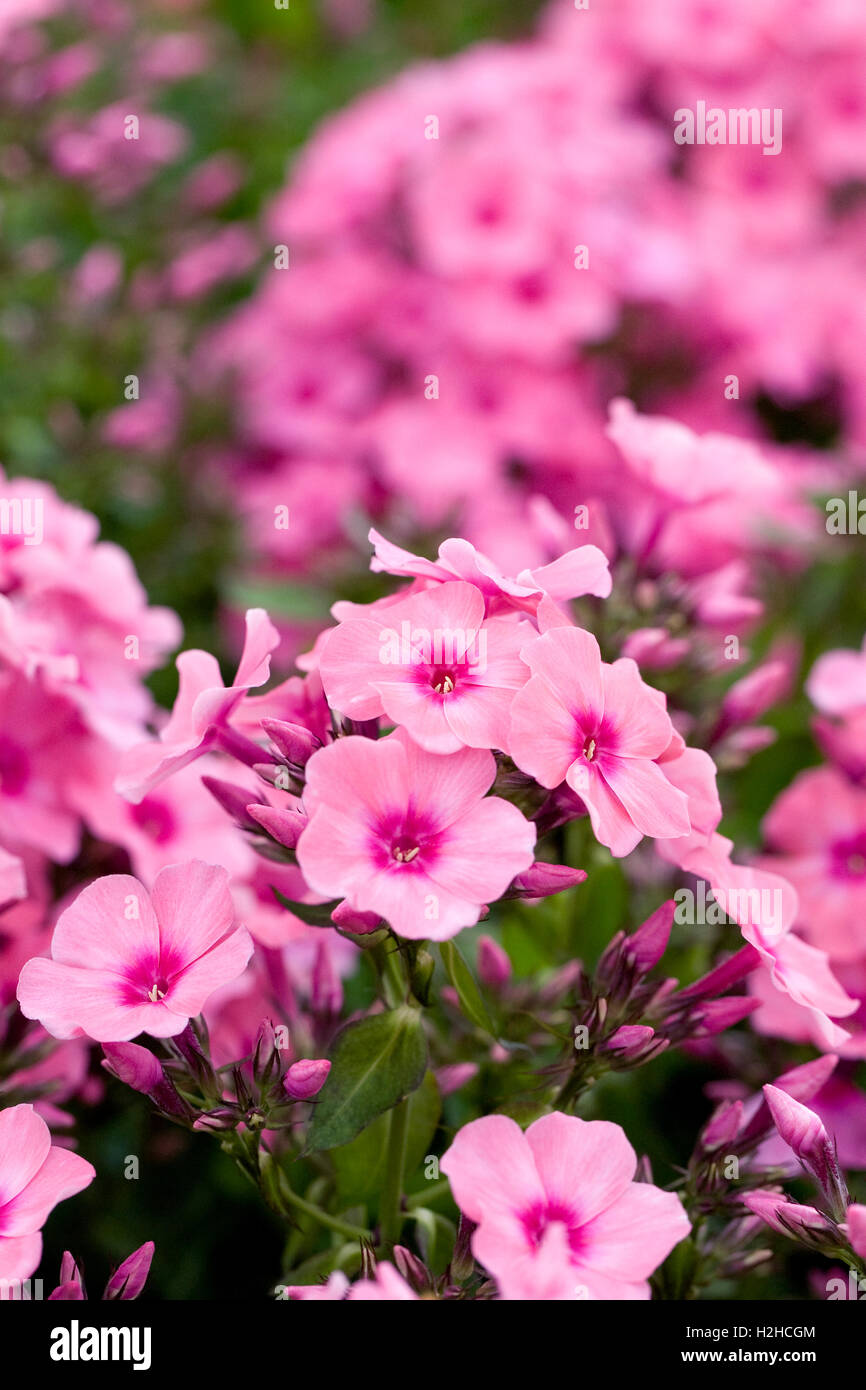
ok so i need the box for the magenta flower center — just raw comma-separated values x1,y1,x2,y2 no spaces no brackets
391,835,421,864
430,668,457,695
131,796,177,844
521,1200,585,1257
831,832,866,880
121,950,184,1007
583,735,597,762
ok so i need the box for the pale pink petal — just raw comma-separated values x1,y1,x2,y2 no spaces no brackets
150,861,236,967
395,735,496,828
49,875,160,974
601,659,674,759
443,683,516,753
520,627,604,725
578,1183,691,1280
1,1146,95,1238
0,1232,42,1282
521,545,612,600
164,928,253,1016
510,678,578,787
441,1115,545,1224
233,607,281,688
526,1113,636,1224
374,680,461,752
319,617,392,720
429,798,536,903
599,755,691,840
0,1105,51,1207
567,764,642,857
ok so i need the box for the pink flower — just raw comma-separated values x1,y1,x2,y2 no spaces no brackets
117,609,280,803
368,528,612,616
296,729,536,940
0,1104,95,1282
319,581,527,753
759,766,866,962
286,1264,417,1300
807,637,866,716
661,828,857,1047
510,627,690,856
440,1112,690,1300
17,862,253,1042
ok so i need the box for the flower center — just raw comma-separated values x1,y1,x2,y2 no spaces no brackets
147,979,168,1003
583,735,597,762
131,797,176,844
430,669,456,695
832,833,866,880
392,843,420,864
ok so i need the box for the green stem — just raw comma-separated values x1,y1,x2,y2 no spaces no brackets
274,1170,372,1242
380,1098,410,1250
406,1178,451,1208
381,942,408,1008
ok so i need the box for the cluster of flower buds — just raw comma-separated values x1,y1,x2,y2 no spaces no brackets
49,1243,155,1302
101,1020,330,1137
553,904,762,1103
738,1078,866,1276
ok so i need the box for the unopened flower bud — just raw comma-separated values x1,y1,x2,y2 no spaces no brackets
261,718,320,766
104,1242,154,1300
763,1085,848,1218
201,776,263,833
284,1058,331,1101
477,936,511,991
625,901,674,973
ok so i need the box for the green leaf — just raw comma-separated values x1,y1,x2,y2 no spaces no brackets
306,1007,428,1153
271,888,341,926
439,940,495,1036
332,1071,441,1208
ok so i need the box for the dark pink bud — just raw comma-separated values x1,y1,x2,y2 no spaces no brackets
679,945,761,1000
101,1042,164,1095
604,1025,655,1053
284,1058,331,1100
763,1084,848,1218
625,901,674,972
104,1242,154,1301
508,862,587,899
477,936,511,990
392,1245,430,1292
699,1100,744,1152
719,658,793,730
201,776,263,832
247,803,307,850
330,901,382,935
48,1281,86,1300
742,1190,830,1242
261,718,320,765
692,996,760,1035
435,1062,478,1097
49,1252,85,1300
